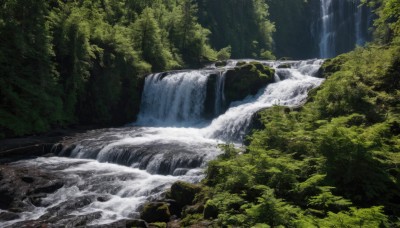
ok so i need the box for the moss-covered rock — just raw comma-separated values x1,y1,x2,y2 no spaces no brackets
148,222,167,228
224,62,275,105
318,54,349,78
203,200,219,219
140,202,171,223
170,181,202,207
235,61,247,67
277,63,291,68
183,203,205,217
215,61,227,67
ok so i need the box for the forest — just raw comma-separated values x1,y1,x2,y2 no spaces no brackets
0,0,275,138
0,0,399,227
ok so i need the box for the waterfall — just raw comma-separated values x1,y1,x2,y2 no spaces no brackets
6,60,324,226
319,0,334,58
137,71,210,126
203,60,324,142
319,0,372,58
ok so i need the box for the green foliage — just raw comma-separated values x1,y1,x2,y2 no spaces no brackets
364,0,400,44
197,0,275,58
193,35,400,227
318,206,389,228
216,46,232,61
0,0,219,138
0,0,63,137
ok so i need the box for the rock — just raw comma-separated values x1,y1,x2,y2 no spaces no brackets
235,61,246,67
164,199,180,217
183,203,204,216
21,176,34,183
127,219,149,228
224,62,275,106
148,222,167,228
140,202,171,223
170,181,202,206
203,74,218,119
0,211,20,221
318,54,348,78
215,61,227,67
277,63,291,68
32,180,64,194
203,201,218,220
88,219,148,228
0,165,64,211
97,195,111,202
50,211,103,227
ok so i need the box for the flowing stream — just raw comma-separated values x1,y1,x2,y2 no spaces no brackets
2,60,324,227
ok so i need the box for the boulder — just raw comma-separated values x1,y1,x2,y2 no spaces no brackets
224,62,275,106
203,74,218,119
182,203,205,217
148,222,167,228
215,61,227,67
318,54,348,78
170,181,202,206
235,61,247,67
277,63,291,69
0,165,64,210
0,211,20,221
140,202,171,223
203,200,218,220
89,219,148,228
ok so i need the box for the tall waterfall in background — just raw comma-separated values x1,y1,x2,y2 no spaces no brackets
319,0,373,58
319,0,333,58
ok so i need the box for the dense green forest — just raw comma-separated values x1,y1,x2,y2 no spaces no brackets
173,0,400,226
0,0,279,139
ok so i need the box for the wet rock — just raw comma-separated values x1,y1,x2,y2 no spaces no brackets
164,199,180,217
21,176,34,183
183,203,205,216
97,195,112,202
0,211,20,221
170,181,202,206
204,74,218,119
0,165,64,211
235,61,246,67
224,62,275,106
91,219,148,228
32,180,64,194
148,222,167,228
9,212,103,228
140,202,171,223
215,61,227,67
277,63,291,68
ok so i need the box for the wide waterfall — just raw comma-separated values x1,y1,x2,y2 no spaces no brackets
3,60,324,227
319,0,373,58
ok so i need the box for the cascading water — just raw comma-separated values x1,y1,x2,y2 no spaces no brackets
3,60,324,227
319,0,373,58
319,0,334,58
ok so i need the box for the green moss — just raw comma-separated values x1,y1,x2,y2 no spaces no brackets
148,222,167,228
170,181,202,206
224,62,275,105
140,202,171,223
180,213,203,227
